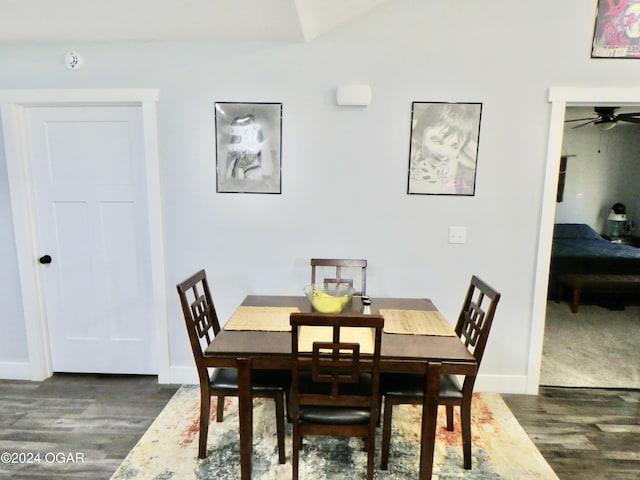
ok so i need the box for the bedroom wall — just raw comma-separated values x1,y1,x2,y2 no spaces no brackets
3,1,640,392
556,111,640,234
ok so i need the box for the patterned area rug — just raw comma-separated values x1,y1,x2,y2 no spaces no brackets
111,385,557,479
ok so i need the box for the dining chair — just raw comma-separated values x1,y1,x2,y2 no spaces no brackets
289,312,384,480
379,275,501,470
177,269,290,462
310,258,367,296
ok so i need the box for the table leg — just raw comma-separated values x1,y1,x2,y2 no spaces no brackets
237,357,253,480
419,361,441,480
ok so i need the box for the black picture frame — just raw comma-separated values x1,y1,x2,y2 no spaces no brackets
407,101,482,196
215,102,283,194
591,0,640,58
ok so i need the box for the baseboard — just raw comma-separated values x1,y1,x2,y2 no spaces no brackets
0,360,34,380
475,374,530,394
2,360,532,394
163,366,532,395
0,361,200,384
166,364,199,385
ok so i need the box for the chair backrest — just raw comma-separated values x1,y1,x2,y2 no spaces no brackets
310,258,368,296
176,269,221,383
455,275,501,368
290,312,383,411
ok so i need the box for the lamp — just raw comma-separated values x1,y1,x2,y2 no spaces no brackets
607,203,627,238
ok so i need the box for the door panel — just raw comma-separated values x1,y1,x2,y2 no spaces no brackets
27,106,155,374
54,201,95,340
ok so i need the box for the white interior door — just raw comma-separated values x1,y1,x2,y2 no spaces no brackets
26,105,156,374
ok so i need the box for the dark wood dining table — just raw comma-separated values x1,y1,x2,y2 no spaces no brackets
204,295,477,479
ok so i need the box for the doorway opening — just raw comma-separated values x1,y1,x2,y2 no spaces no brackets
529,87,640,393
540,105,640,389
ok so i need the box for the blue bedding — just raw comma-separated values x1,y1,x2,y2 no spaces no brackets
549,223,640,298
552,223,640,259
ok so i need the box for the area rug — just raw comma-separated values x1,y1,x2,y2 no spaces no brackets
111,385,557,479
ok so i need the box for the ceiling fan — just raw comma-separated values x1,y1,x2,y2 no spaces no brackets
565,107,640,130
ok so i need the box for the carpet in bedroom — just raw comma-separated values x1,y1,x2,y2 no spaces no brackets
540,300,640,389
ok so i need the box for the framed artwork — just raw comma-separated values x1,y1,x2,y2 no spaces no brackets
407,102,482,196
592,0,640,58
215,102,282,193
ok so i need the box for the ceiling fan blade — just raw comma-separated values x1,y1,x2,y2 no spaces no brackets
570,119,598,129
616,112,640,122
618,116,640,124
565,117,598,123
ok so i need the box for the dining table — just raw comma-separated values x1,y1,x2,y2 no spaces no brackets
204,294,477,480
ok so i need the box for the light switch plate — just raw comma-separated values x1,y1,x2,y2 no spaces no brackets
449,226,467,244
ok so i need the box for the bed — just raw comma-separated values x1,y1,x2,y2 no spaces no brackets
549,223,640,301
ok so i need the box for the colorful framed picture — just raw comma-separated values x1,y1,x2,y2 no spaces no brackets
215,102,282,193
407,102,482,196
592,0,640,58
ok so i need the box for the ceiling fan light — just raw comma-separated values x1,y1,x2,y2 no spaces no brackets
596,120,616,131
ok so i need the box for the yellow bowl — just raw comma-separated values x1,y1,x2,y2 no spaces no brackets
304,284,355,313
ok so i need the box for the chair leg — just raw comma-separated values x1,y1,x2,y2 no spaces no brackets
274,393,286,464
199,392,210,459
366,426,376,480
446,404,454,431
380,398,394,470
460,400,472,469
292,423,300,480
216,395,225,422
285,388,291,423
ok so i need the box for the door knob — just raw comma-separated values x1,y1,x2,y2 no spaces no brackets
39,255,52,264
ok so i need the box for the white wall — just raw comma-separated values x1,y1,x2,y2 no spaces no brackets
0,117,29,377
2,1,640,392
556,110,640,232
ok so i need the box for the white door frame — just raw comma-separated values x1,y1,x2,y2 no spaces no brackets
529,86,640,393
0,89,169,382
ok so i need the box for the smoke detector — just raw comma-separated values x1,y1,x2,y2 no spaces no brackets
64,51,82,70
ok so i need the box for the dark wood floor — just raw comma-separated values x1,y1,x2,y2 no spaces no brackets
0,374,638,479
0,374,180,479
503,387,640,480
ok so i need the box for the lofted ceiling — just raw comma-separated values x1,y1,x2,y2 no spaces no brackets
0,0,387,44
